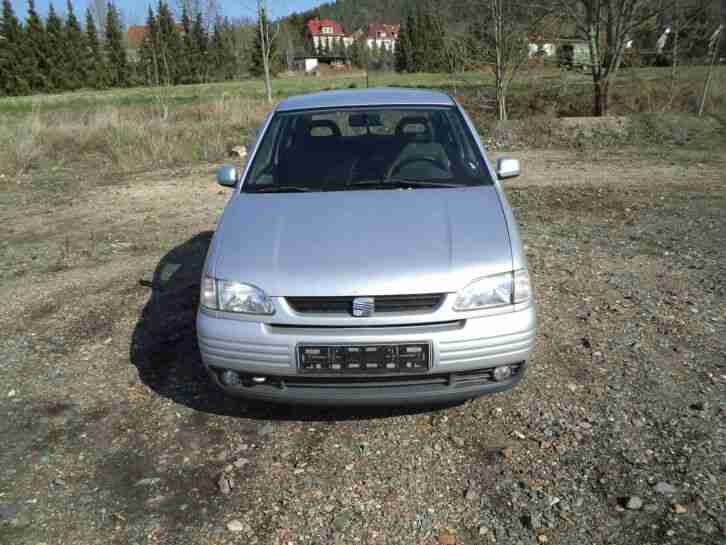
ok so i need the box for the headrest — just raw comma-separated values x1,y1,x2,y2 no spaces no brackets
396,116,432,141
307,119,341,138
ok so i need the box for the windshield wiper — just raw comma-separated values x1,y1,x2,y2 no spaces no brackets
388,177,465,188
251,185,311,193
349,178,464,189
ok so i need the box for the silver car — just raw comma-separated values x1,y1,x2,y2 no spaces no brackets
197,88,535,405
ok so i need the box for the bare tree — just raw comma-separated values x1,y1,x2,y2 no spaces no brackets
666,0,713,109
88,0,107,34
176,0,202,19
205,0,217,33
465,0,548,121
698,23,723,116
441,33,469,77
256,0,280,105
284,31,295,71
558,0,668,116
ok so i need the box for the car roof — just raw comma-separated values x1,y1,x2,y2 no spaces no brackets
276,87,455,112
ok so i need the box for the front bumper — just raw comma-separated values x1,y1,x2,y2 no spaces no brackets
196,304,536,406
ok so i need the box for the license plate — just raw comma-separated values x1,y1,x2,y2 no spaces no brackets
298,343,431,374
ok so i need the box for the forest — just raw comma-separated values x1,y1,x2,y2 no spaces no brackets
1,0,724,97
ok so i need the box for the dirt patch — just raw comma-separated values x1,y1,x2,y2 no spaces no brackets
1,148,724,544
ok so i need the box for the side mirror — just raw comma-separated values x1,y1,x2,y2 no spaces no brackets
217,165,239,187
496,157,521,180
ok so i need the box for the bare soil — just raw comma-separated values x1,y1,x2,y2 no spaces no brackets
1,148,724,545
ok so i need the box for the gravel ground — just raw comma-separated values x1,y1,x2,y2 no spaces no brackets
0,148,724,545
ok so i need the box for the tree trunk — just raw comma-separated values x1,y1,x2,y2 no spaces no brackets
493,0,507,122
496,77,507,121
256,1,274,105
263,64,272,104
592,76,604,116
668,17,679,109
259,14,273,104
699,33,721,117
587,24,604,117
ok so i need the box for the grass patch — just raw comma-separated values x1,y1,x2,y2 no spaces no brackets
1,66,724,181
0,95,270,178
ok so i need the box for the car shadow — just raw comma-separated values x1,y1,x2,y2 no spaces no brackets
130,232,458,422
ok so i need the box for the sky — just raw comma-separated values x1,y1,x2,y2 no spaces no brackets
10,0,325,25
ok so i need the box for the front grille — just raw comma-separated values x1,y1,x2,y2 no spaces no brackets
286,294,445,315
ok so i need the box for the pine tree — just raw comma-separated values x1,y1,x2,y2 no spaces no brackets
156,0,183,84
45,2,66,90
406,12,422,72
420,7,444,72
0,1,11,95
395,18,410,72
209,19,227,80
223,18,240,79
179,4,192,83
84,7,105,88
370,39,379,63
348,38,359,66
379,42,394,70
350,37,368,68
104,2,128,87
1,0,30,95
24,0,49,91
63,0,86,90
416,8,429,71
138,6,159,84
190,11,207,83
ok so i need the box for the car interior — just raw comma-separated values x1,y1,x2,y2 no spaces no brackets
246,108,491,191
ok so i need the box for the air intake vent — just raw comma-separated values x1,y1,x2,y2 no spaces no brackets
286,294,445,315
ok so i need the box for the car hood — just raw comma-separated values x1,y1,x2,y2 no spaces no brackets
213,187,512,297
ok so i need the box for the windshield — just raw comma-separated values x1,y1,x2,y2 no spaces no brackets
242,106,493,193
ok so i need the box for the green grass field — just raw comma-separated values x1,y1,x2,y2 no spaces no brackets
0,71,494,116
1,65,722,115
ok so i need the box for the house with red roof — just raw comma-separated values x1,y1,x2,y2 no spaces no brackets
306,18,354,51
300,17,401,72
127,25,148,50
126,24,185,59
365,23,400,52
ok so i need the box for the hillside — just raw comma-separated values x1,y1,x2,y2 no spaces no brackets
289,0,726,34
289,0,455,32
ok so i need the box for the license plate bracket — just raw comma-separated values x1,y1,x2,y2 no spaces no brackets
297,343,431,374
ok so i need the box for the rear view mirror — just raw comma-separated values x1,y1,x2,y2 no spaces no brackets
217,165,239,187
349,113,383,128
496,157,520,180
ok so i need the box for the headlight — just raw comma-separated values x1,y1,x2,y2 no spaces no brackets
200,276,275,315
454,269,531,311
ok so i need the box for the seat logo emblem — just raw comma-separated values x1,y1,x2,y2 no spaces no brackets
352,297,375,317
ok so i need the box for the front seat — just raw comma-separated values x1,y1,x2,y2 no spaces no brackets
389,116,450,177
284,119,354,188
